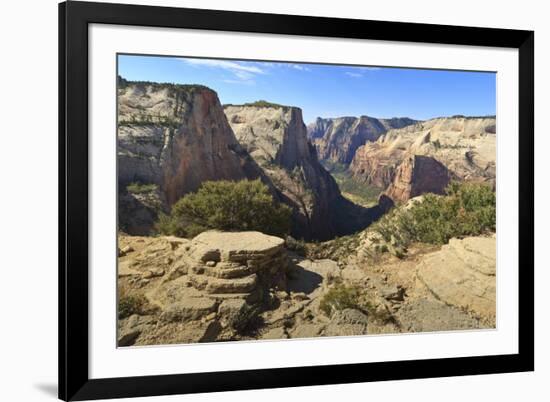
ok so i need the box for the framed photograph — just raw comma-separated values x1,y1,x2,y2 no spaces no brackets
59,1,534,400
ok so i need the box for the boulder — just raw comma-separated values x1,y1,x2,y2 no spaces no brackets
261,327,288,340
205,274,258,294
396,298,481,332
323,308,368,337
379,285,405,301
159,298,217,322
218,299,247,317
289,323,325,339
117,314,156,347
416,235,496,323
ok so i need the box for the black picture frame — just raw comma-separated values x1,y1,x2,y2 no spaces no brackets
59,1,534,400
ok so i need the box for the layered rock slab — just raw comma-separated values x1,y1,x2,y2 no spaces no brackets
118,231,290,345
160,230,289,303
416,235,496,324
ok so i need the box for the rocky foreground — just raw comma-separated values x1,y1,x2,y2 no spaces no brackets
117,229,496,346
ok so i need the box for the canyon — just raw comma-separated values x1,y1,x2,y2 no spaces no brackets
224,103,385,240
117,78,497,346
307,116,417,165
117,79,388,240
349,116,496,202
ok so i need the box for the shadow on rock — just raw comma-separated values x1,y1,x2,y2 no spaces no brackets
287,264,324,295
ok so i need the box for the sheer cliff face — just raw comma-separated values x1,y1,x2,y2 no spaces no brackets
307,116,417,165
349,116,496,202
224,105,344,240
385,155,452,203
117,81,263,206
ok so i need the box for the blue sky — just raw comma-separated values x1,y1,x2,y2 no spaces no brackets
118,54,496,124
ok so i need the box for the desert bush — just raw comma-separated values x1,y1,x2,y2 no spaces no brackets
156,179,292,238
320,284,361,317
371,181,495,253
229,304,263,335
118,293,149,319
126,182,158,194
306,233,361,262
285,236,308,256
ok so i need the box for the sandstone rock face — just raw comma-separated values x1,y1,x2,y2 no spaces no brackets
349,116,496,201
416,235,496,324
174,231,288,301
117,79,266,232
307,116,417,165
385,155,452,203
224,104,373,240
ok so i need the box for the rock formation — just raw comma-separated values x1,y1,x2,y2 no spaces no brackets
224,104,382,240
117,78,267,233
416,235,496,324
307,116,417,165
385,155,452,203
117,231,371,346
182,231,288,301
349,116,496,202
117,228,496,346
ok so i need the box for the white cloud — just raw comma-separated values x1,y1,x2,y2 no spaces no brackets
222,79,256,86
183,58,266,84
345,66,381,78
290,64,311,71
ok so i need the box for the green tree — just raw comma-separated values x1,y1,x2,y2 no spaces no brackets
157,179,292,238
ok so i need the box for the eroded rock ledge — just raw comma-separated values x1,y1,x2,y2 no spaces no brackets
117,230,496,346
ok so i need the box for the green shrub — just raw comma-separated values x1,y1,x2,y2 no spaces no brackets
126,182,158,194
320,284,361,317
306,233,361,262
224,100,289,110
156,179,292,238
285,236,307,256
372,181,495,251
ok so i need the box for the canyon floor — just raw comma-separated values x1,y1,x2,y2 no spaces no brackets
117,230,496,347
